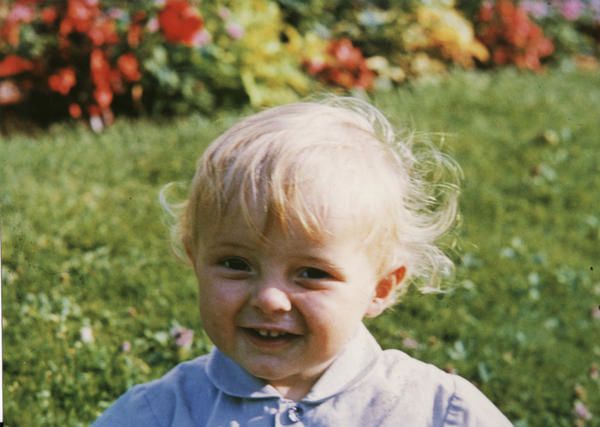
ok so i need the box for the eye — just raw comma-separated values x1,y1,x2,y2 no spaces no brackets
218,257,251,272
298,267,332,280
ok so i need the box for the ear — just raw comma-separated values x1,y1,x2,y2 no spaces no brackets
365,266,406,318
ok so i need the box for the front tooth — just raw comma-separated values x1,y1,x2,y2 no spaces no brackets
258,329,269,337
269,331,281,338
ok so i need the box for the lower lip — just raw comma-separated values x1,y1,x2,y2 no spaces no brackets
241,328,300,351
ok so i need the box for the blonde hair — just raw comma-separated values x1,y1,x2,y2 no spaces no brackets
163,97,461,307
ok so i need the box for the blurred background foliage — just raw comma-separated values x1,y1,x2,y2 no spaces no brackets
1,0,600,129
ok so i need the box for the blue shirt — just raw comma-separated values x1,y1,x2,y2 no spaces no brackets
93,325,512,426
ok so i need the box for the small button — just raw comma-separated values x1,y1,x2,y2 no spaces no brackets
286,405,303,423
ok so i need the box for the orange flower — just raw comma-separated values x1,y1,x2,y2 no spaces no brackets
48,67,77,95
117,53,141,82
0,55,34,78
158,0,204,46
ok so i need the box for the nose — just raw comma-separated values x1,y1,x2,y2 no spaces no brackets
250,282,292,315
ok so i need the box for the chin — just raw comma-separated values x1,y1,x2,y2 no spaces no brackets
247,365,287,380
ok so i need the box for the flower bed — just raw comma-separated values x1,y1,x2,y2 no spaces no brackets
0,0,598,127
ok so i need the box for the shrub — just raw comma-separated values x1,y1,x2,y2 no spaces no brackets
520,0,600,57
0,0,321,125
477,0,555,70
305,37,375,90
404,3,490,68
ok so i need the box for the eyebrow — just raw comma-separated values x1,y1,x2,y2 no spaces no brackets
205,241,258,253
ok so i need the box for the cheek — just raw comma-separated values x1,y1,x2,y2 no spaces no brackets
297,291,365,335
198,278,247,325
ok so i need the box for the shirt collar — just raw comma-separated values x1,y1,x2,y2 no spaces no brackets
205,323,382,402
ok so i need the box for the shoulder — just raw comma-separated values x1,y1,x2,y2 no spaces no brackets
444,375,513,427
92,355,215,427
371,349,512,426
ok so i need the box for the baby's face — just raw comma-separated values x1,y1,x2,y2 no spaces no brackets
190,215,387,399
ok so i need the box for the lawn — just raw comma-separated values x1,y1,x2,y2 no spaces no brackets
2,67,599,426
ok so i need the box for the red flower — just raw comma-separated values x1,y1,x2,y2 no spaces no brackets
477,0,554,71
69,103,82,119
307,38,374,90
0,55,34,78
128,23,143,47
117,53,141,82
40,6,58,25
90,49,110,87
61,0,100,35
329,39,363,69
158,0,204,46
479,2,494,22
87,17,118,46
48,67,77,95
94,85,113,109
0,21,21,46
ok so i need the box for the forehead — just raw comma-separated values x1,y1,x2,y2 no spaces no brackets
203,200,366,249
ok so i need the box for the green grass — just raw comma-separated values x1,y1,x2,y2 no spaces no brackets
2,68,599,426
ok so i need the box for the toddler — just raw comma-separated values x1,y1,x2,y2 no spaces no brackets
94,98,512,426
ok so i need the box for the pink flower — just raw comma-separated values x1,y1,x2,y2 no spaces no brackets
107,8,126,20
226,22,244,40
8,5,35,23
192,29,212,47
89,116,103,132
402,337,420,350
560,0,584,21
171,326,194,349
218,7,231,20
0,80,24,105
146,17,159,32
121,341,132,352
521,1,550,19
574,400,592,420
591,0,600,17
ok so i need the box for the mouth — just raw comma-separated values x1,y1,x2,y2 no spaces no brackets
241,327,301,347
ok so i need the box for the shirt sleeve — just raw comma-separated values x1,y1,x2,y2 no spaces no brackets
443,376,513,427
92,385,161,427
